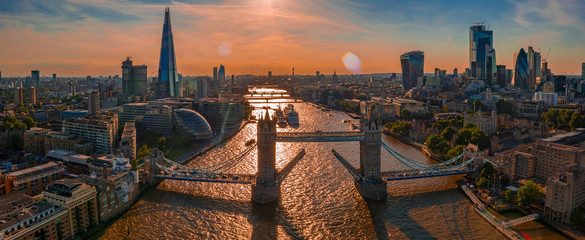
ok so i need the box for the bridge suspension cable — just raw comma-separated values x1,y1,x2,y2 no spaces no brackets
156,143,257,175
381,142,467,170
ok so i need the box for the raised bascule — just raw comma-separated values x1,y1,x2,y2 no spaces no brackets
145,105,487,204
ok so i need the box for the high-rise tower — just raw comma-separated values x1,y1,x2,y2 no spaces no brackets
156,7,182,99
469,23,495,82
122,57,148,98
400,51,424,91
527,46,541,89
513,48,529,89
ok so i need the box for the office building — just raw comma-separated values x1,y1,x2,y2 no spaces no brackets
527,46,541,89
545,163,585,223
469,23,495,80
31,70,40,88
496,65,507,88
513,48,529,89
23,127,51,155
4,162,66,196
582,63,585,80
198,98,245,130
52,73,57,81
155,7,182,99
14,87,36,106
81,169,138,223
88,90,100,115
213,67,218,82
119,122,137,160
400,51,424,91
197,77,208,98
534,92,558,106
507,140,585,181
122,57,148,97
0,193,71,240
43,179,98,237
218,65,225,86
62,112,119,154
174,109,213,140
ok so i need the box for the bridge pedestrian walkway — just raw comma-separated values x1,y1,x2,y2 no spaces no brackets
461,185,536,240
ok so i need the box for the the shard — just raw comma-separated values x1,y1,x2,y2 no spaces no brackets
156,7,182,98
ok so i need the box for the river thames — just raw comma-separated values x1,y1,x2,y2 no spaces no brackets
94,97,565,239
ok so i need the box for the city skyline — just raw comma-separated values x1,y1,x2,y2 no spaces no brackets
1,0,585,76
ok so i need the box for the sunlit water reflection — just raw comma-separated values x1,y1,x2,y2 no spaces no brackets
95,90,565,240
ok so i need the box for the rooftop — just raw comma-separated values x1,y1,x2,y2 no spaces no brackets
6,162,60,177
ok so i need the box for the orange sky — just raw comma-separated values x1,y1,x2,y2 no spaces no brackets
0,0,584,77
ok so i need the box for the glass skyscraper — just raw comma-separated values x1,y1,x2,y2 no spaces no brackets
527,46,541,89
156,7,182,98
400,51,424,91
469,24,495,83
513,48,529,89
218,65,225,86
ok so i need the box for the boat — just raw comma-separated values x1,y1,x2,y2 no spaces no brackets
287,106,299,126
277,118,287,127
245,139,256,146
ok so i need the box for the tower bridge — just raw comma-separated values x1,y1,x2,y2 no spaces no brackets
145,108,487,204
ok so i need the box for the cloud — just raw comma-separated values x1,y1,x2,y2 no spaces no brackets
511,0,585,30
0,0,140,31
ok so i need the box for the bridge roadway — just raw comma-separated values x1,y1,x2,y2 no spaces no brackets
381,168,475,181
155,173,256,184
276,131,365,142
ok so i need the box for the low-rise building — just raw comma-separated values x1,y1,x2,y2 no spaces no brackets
4,162,65,196
62,112,118,154
23,128,51,155
545,163,585,224
464,110,497,135
119,122,136,160
43,179,99,237
0,193,71,240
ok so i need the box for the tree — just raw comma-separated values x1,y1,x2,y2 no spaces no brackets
477,177,489,190
447,145,465,159
473,99,487,112
425,134,450,158
570,112,585,130
8,133,23,150
496,99,515,115
463,122,476,129
23,117,36,129
517,181,543,207
391,121,412,136
480,162,494,179
400,109,412,120
441,126,457,141
456,128,473,145
137,145,150,162
505,189,516,203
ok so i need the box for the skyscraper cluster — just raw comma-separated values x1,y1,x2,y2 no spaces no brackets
154,7,182,99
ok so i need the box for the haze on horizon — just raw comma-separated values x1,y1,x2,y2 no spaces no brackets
0,0,584,77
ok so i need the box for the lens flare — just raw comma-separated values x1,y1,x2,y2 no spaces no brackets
342,52,361,73
218,41,232,56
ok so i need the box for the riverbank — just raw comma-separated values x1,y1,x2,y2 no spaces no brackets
382,128,446,162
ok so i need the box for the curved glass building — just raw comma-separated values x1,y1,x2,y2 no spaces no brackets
513,48,529,89
174,109,213,140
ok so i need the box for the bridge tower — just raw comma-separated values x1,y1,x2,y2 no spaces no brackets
144,148,164,186
252,111,280,204
357,105,387,200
